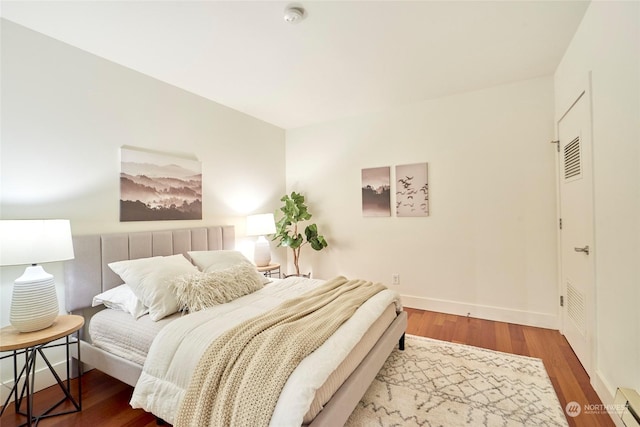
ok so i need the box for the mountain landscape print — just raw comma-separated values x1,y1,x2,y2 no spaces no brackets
120,147,202,221
362,166,391,217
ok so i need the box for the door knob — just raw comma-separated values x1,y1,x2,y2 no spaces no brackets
574,245,590,255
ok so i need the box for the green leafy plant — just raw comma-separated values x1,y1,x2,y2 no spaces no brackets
273,192,328,276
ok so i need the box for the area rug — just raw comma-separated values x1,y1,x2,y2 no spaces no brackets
346,335,568,426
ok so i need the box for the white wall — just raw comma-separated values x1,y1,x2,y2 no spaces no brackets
0,19,286,396
286,76,559,328
554,0,640,406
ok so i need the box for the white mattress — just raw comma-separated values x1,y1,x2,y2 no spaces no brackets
130,276,402,426
86,278,306,365
88,308,180,365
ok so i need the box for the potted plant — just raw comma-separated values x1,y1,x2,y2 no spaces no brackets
273,191,328,277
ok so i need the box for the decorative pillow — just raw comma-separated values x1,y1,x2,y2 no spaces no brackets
188,250,269,284
92,284,149,319
188,250,252,272
108,254,200,321
172,263,266,312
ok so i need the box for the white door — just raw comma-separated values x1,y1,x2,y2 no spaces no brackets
558,90,595,375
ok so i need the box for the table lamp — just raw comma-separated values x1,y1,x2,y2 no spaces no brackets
246,213,276,267
0,220,75,332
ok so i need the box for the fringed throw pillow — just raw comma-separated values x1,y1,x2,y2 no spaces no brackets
172,263,265,312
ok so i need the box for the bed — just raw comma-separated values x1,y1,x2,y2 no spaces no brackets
64,226,407,426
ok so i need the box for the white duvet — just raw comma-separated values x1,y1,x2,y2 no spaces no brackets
130,276,401,426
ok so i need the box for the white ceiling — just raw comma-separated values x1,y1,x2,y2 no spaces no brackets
1,1,589,129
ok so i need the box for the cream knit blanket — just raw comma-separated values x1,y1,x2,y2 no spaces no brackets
175,276,386,427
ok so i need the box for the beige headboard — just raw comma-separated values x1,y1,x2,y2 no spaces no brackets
64,226,234,312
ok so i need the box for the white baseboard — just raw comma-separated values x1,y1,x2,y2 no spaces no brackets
591,370,626,427
401,294,559,330
0,360,69,405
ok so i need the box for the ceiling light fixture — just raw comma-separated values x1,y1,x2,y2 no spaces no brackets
283,6,305,24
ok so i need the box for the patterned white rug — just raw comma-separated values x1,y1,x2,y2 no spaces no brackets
346,335,568,426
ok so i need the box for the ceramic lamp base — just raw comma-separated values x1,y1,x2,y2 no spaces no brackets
10,265,59,332
253,236,272,267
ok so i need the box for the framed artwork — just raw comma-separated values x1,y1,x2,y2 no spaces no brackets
396,162,429,217
361,166,391,217
120,147,202,221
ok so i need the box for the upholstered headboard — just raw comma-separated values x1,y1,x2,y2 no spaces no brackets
64,226,235,312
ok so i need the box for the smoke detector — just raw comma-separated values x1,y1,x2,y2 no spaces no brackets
284,6,305,24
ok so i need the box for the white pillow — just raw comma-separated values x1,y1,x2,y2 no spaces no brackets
188,250,252,272
188,250,270,285
92,284,149,319
108,254,199,321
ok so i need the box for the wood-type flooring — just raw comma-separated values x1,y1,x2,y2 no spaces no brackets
0,308,615,426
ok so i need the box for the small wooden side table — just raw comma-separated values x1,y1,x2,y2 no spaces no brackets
257,263,281,278
0,314,84,426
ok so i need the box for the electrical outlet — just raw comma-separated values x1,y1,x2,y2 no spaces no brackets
392,274,400,285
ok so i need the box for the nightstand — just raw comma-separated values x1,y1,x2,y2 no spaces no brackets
257,263,281,278
0,314,84,426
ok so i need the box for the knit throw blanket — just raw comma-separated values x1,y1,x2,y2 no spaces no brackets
175,276,386,427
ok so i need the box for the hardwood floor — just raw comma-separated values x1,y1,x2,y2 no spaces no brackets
1,308,615,426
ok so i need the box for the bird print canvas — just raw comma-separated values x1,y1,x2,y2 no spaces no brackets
396,163,428,217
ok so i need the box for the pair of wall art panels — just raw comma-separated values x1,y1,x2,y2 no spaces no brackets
361,163,428,217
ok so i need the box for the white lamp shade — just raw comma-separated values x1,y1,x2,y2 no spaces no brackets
246,213,276,237
0,219,74,266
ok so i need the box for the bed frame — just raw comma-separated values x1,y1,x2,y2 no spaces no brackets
64,226,407,427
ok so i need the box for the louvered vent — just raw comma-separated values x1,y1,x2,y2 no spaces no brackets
564,137,581,180
567,281,585,334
